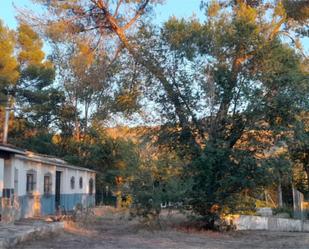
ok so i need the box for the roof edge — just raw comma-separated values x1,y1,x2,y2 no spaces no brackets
0,145,26,155
14,154,96,173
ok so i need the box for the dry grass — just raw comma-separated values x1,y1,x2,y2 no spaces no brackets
15,207,309,249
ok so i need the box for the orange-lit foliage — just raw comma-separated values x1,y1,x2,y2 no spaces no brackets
17,23,45,66
0,21,19,85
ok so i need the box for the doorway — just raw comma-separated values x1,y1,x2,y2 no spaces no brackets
55,171,61,210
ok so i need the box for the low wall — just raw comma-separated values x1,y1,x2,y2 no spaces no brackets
233,215,309,232
0,222,64,249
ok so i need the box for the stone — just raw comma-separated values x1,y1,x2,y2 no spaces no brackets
256,207,273,217
234,215,268,230
268,217,302,232
0,219,64,249
232,215,309,232
303,221,309,232
45,217,54,222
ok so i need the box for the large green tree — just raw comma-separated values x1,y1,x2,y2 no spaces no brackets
26,0,309,226
161,2,308,224
129,2,308,226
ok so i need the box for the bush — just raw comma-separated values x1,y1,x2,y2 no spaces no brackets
186,143,273,229
272,206,293,218
124,153,189,228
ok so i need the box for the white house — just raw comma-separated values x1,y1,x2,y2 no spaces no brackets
0,144,95,222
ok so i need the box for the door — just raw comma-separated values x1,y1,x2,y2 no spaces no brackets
55,171,61,210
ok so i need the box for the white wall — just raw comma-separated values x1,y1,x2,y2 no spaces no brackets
57,167,95,195
0,158,4,197
4,159,13,189
11,156,95,197
12,158,56,196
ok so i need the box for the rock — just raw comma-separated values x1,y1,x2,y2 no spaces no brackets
45,217,54,222
256,207,273,217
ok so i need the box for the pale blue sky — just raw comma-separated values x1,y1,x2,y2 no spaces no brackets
0,0,202,55
0,0,307,53
0,0,38,28
0,0,203,28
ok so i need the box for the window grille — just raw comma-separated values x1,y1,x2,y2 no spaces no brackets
26,173,36,194
44,174,52,195
70,176,75,189
79,177,83,189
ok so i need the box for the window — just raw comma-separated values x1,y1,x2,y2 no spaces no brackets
26,171,36,194
79,177,83,189
44,174,52,195
89,178,94,195
70,176,75,189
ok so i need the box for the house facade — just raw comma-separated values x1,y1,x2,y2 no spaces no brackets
0,144,95,222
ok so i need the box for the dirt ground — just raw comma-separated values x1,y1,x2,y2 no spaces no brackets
15,208,309,249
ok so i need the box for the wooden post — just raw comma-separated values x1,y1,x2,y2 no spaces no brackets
2,96,13,144
265,189,268,206
292,185,304,219
300,192,304,221
3,106,10,144
278,180,283,208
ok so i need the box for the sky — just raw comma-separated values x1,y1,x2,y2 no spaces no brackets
0,0,37,28
0,0,307,52
0,0,203,60
0,0,203,28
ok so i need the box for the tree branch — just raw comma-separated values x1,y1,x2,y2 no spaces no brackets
114,0,123,17
122,0,150,30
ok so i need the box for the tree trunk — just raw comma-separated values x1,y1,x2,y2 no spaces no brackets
278,180,283,208
84,100,89,134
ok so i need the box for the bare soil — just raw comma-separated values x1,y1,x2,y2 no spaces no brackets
15,208,309,249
